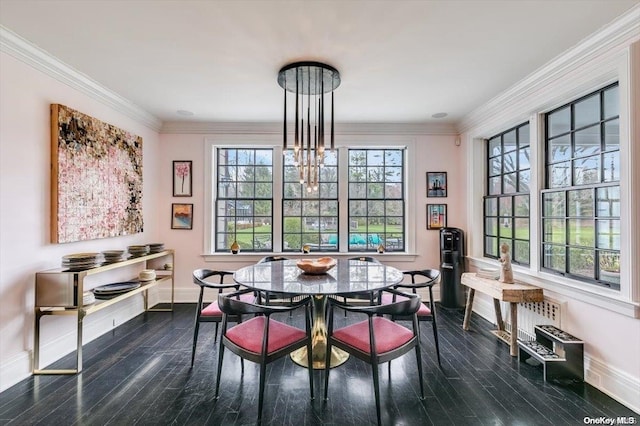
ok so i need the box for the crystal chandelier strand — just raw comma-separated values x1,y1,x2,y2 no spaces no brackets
278,61,340,191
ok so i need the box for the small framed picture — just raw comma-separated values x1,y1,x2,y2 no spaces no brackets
173,160,192,197
427,204,447,230
171,203,193,229
427,172,447,197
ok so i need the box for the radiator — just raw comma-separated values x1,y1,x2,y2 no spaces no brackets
504,298,563,341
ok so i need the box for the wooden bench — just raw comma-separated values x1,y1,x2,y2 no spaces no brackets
518,325,584,381
461,272,544,356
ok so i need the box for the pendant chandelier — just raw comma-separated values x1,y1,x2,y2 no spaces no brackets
278,61,340,192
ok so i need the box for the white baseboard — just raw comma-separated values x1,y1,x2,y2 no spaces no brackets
585,354,640,414
0,351,31,393
469,292,640,414
0,296,144,393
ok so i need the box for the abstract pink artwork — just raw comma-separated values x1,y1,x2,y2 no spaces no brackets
51,104,143,243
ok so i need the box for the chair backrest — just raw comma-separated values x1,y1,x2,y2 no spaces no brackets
258,256,289,263
401,269,440,287
192,268,234,289
348,256,380,264
331,289,421,317
218,289,309,316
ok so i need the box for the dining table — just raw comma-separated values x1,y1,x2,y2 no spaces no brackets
233,258,403,369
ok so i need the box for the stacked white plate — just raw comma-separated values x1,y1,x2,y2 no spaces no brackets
93,281,141,299
102,250,125,264
61,253,100,271
127,245,149,257
83,291,96,305
148,243,165,253
138,269,156,281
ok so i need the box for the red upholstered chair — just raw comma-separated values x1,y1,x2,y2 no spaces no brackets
380,269,441,366
215,289,314,424
323,288,424,426
191,268,254,367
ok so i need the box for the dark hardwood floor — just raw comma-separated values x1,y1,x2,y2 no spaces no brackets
0,303,635,425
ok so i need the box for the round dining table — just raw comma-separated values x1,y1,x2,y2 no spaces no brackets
233,258,403,369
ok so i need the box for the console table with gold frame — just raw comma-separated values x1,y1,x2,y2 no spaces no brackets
33,249,174,374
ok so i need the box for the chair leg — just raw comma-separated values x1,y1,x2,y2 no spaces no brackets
431,319,441,367
191,319,200,367
372,364,382,426
388,360,391,378
415,344,425,400
323,341,332,400
214,322,219,343
214,344,225,399
343,297,348,317
257,360,267,424
307,339,314,399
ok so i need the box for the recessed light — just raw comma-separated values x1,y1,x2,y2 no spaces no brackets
177,110,194,116
431,112,448,119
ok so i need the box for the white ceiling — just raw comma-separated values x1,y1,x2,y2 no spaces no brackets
1,0,638,127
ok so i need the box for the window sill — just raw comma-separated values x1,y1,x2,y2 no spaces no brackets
467,257,640,319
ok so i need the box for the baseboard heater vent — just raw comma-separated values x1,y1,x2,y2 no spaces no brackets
504,298,563,341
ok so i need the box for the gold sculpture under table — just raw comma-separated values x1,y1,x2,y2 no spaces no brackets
233,258,403,370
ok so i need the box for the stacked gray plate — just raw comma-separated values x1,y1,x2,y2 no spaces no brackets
148,243,165,253
93,281,141,300
127,245,148,257
61,253,100,271
102,250,125,264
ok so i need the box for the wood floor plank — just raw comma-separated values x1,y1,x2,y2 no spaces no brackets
1,303,636,426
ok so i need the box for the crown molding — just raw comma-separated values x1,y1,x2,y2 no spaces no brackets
160,120,457,135
0,25,163,132
458,4,640,135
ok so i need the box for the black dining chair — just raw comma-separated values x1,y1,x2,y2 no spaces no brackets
191,268,254,367
341,256,381,316
380,269,442,366
257,256,299,314
323,288,424,426
215,288,314,424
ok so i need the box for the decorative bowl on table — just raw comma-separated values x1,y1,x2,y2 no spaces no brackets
296,257,337,275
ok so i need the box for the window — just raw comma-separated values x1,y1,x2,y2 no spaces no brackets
215,148,273,252
484,123,531,265
282,149,339,252
212,144,407,253
542,83,620,289
348,149,405,252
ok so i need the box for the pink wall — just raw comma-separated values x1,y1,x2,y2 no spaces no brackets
0,52,162,390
